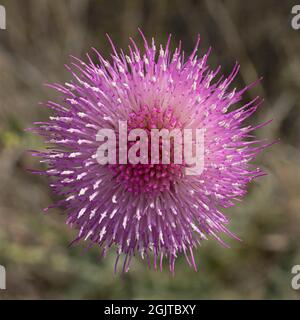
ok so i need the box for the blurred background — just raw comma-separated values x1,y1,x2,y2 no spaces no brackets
0,0,300,299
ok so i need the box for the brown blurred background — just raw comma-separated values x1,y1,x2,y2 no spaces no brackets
0,0,300,299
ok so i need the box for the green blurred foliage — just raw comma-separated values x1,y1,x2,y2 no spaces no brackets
0,0,300,299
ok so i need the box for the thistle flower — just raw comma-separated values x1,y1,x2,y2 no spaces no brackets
30,31,270,273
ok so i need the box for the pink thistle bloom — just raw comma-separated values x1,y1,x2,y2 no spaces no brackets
29,31,271,273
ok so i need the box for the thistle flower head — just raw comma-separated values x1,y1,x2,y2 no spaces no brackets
30,31,270,273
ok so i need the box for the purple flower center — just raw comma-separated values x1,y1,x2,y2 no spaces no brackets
108,105,184,195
